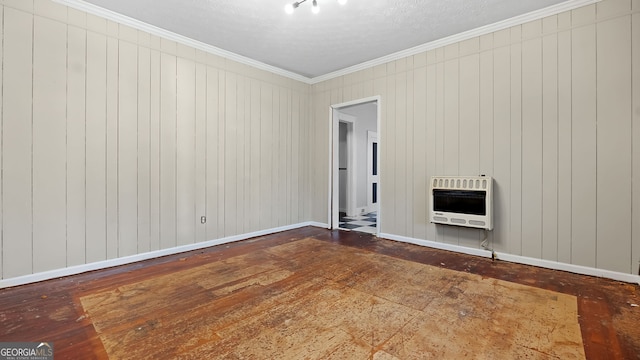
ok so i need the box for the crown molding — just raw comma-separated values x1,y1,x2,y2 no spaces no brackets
53,0,600,85
309,0,601,84
52,0,313,84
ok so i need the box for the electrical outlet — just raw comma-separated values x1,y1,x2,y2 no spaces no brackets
201,216,206,224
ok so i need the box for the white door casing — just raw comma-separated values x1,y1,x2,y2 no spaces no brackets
329,96,381,233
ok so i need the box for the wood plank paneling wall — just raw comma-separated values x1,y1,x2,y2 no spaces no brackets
1,0,638,281
311,0,640,275
0,0,311,280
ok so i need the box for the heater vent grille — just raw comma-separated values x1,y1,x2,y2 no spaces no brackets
432,177,489,190
429,176,493,230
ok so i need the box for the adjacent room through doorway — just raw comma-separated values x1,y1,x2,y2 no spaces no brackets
331,98,379,234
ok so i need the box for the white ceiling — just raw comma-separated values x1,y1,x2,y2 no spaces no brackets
80,0,574,79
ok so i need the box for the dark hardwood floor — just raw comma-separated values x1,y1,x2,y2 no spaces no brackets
0,226,638,359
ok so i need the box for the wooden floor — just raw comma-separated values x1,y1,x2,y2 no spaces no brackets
0,227,638,359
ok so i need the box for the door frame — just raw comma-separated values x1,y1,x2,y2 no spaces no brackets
329,96,381,233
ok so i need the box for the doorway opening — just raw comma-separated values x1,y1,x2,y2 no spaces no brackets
330,96,380,235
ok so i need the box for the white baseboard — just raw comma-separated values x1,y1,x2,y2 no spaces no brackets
378,232,640,285
0,222,320,289
307,221,330,228
495,252,640,285
380,233,493,259
7,224,636,288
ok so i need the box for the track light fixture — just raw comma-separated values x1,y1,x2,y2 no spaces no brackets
284,0,347,14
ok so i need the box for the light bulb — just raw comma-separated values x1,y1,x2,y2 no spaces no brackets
284,3,294,14
312,0,319,13
338,0,347,5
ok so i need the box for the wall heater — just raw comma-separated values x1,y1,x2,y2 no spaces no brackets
429,176,493,230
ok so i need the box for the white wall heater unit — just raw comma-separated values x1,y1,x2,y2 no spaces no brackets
429,176,493,230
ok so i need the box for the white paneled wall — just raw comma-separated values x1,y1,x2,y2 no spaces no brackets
0,0,311,280
311,0,640,275
1,0,638,282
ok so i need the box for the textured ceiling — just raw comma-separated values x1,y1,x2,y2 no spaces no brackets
83,0,569,78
